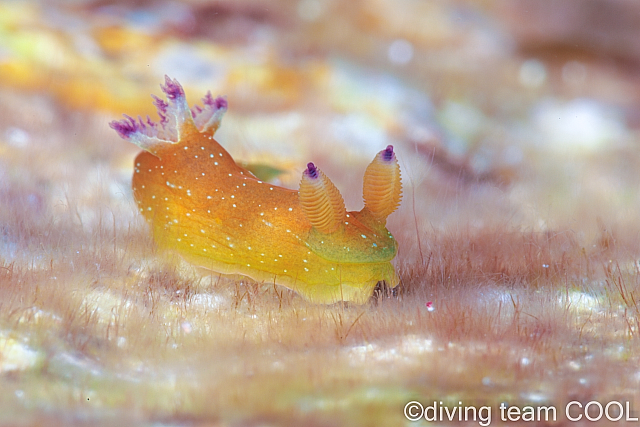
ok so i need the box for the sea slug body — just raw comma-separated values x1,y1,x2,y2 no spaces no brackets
110,76,402,304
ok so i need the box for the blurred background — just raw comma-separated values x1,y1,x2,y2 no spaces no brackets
3,0,640,260
2,1,640,425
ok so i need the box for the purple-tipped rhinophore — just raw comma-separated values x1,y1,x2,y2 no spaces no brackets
305,162,319,179
382,145,395,162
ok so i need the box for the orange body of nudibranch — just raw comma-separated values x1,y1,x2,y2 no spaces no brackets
110,76,402,304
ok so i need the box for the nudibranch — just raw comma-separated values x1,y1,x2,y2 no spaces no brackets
110,76,402,304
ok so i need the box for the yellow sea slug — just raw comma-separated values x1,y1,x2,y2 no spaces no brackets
110,76,402,304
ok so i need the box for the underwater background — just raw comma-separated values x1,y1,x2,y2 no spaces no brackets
2,1,640,425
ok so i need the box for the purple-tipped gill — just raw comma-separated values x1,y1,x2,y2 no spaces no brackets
109,115,139,139
203,91,228,110
160,75,185,100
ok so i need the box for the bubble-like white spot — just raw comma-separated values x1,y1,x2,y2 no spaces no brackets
388,39,413,65
297,0,323,21
519,59,547,88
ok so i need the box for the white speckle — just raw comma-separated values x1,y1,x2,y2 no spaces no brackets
201,229,205,233
288,207,293,211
